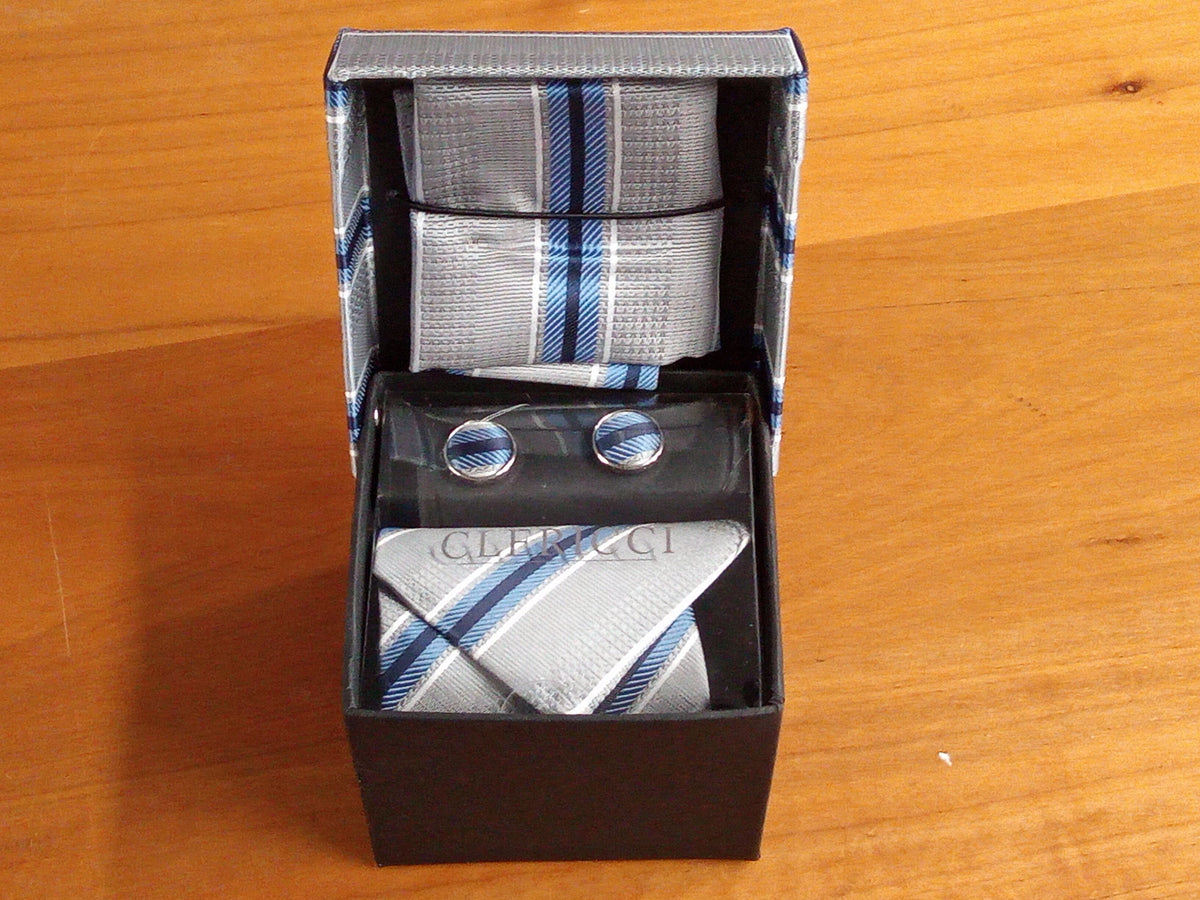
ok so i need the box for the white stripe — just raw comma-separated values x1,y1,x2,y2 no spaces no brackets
376,524,519,644
531,81,545,209
424,533,533,624
334,186,370,237
628,630,699,713
586,364,602,388
483,403,530,422
710,220,721,350
471,526,638,658
530,220,543,364
609,81,622,211
379,606,415,649
338,244,374,302
409,211,425,370
601,83,622,362
602,220,619,362
376,528,415,547
569,528,748,713
374,528,417,642
529,82,546,364
402,646,458,709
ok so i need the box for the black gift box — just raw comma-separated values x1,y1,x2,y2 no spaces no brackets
325,29,807,865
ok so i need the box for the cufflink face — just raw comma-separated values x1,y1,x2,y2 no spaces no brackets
592,410,663,472
444,420,516,482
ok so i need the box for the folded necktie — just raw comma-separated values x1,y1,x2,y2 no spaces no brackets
396,79,723,381
373,520,749,715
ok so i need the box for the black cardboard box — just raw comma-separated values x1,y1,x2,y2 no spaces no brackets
325,29,808,865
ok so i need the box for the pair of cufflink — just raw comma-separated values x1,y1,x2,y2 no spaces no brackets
444,410,663,483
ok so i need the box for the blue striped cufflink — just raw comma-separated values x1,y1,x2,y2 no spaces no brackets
592,409,663,472
373,521,749,715
443,420,516,482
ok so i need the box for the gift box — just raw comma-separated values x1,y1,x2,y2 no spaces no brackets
325,29,807,865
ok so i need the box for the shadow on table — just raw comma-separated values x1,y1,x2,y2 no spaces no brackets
107,326,372,888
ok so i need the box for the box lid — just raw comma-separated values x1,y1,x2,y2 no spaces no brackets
327,29,804,80
324,29,807,471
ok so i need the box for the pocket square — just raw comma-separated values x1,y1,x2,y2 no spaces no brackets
373,520,749,715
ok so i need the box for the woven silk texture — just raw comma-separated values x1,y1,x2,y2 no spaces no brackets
374,521,749,714
396,79,723,387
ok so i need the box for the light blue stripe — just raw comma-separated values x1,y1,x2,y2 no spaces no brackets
576,218,604,361
337,210,372,286
380,632,452,708
545,81,573,214
379,615,431,672
326,81,351,108
601,608,696,714
336,195,371,256
580,80,607,211
636,366,659,390
596,411,646,438
602,364,629,388
576,80,607,362
457,526,615,648
431,528,558,629
543,219,570,362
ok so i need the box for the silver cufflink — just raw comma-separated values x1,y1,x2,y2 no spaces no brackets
444,420,516,482
592,410,663,472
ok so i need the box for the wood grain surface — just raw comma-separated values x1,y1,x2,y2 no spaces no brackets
2,1,1198,897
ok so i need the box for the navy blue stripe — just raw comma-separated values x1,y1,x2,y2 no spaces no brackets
560,81,587,362
347,350,377,443
447,436,511,458
622,366,641,389
764,173,795,268
599,421,660,447
444,526,600,644
336,197,371,272
595,626,671,713
562,221,582,362
378,625,440,694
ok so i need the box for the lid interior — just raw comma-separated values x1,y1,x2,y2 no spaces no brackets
360,77,775,385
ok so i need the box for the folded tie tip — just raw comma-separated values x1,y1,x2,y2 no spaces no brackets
373,520,749,715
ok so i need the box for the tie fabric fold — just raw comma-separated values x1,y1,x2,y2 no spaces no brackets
373,520,749,715
396,78,723,383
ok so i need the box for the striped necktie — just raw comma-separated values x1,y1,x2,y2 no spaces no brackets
373,520,748,715
396,78,723,390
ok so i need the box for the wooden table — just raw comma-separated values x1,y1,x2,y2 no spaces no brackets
3,2,1198,897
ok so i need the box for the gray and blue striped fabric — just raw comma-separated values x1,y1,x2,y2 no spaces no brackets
372,520,748,715
443,420,515,480
757,71,808,471
325,79,376,458
593,409,662,470
399,79,722,383
325,31,808,470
